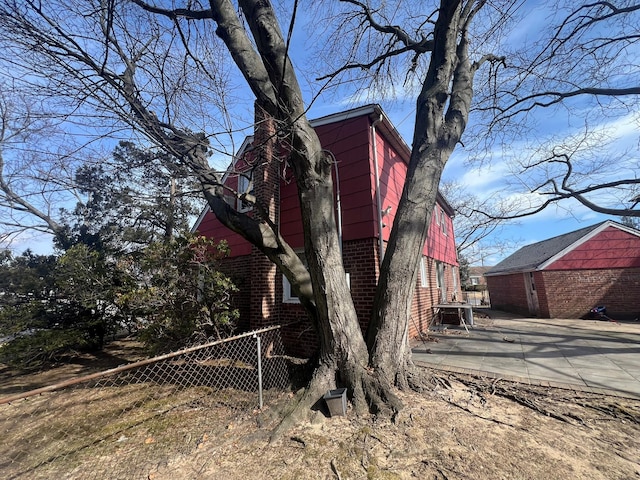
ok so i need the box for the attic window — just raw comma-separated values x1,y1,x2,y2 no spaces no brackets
439,208,447,235
237,172,253,212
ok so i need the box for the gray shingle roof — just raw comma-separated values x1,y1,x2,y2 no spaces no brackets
485,222,606,276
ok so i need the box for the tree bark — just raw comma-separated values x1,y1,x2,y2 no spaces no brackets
368,0,477,387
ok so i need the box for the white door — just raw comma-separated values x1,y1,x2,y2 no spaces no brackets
524,272,539,316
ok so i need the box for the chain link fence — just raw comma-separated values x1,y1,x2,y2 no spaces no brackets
0,325,290,479
462,290,490,307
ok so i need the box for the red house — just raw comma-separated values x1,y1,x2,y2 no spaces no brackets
485,221,640,319
193,104,460,356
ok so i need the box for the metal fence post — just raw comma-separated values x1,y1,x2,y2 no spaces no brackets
253,333,263,409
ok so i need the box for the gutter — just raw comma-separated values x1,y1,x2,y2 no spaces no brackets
371,114,385,265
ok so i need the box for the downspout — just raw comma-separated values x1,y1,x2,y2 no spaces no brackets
324,149,343,255
371,114,384,266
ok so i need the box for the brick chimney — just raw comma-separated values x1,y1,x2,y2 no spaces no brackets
249,102,281,328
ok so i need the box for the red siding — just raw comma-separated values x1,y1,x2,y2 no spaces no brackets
425,207,458,265
322,116,377,241
370,126,458,266
194,154,257,257
374,128,406,244
547,226,640,270
196,210,252,256
195,108,461,356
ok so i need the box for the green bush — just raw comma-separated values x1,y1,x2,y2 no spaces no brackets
0,328,93,370
117,235,238,355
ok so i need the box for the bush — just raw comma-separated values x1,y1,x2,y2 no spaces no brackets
117,235,238,355
0,328,93,370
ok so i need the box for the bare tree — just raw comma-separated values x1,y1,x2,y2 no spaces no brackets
0,84,73,246
0,0,638,434
475,1,640,218
440,180,521,264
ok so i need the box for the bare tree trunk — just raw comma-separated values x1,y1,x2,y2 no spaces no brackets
368,0,477,387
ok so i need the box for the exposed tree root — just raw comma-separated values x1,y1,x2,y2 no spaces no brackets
442,397,517,428
269,360,409,441
432,370,640,428
269,361,335,442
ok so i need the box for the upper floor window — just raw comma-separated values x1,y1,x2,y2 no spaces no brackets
439,207,447,236
237,172,253,212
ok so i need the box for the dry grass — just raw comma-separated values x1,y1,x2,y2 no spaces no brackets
2,339,640,479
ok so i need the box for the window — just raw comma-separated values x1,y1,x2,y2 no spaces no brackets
237,172,253,212
452,266,458,292
283,250,307,303
283,251,350,303
436,262,446,302
420,256,428,288
440,208,447,235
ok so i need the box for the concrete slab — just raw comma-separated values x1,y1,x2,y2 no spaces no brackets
412,309,640,399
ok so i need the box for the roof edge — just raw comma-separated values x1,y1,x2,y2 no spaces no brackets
309,104,380,128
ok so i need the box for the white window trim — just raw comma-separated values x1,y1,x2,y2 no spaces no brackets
435,261,443,289
440,208,447,236
452,266,458,291
237,173,253,212
282,276,301,304
420,256,428,288
283,253,351,304
283,249,306,304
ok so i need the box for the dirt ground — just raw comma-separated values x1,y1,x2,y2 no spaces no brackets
146,375,640,480
2,340,640,479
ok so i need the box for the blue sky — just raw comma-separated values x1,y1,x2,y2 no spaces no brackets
3,1,638,267
382,106,634,266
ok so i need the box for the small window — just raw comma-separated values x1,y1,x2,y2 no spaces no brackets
283,251,307,303
420,256,428,288
237,172,253,212
283,252,350,303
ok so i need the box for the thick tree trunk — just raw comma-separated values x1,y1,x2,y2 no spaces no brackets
289,117,401,413
368,0,471,387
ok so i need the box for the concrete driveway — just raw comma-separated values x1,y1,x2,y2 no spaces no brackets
412,310,640,399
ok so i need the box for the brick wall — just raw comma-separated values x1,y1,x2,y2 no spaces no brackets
342,238,380,331
532,271,550,317
487,268,640,319
277,238,380,357
541,268,640,319
410,258,439,337
486,273,530,316
222,242,462,356
249,103,280,329
409,258,462,337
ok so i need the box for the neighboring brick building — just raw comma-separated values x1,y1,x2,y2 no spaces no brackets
193,104,460,357
466,266,491,288
485,221,640,319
